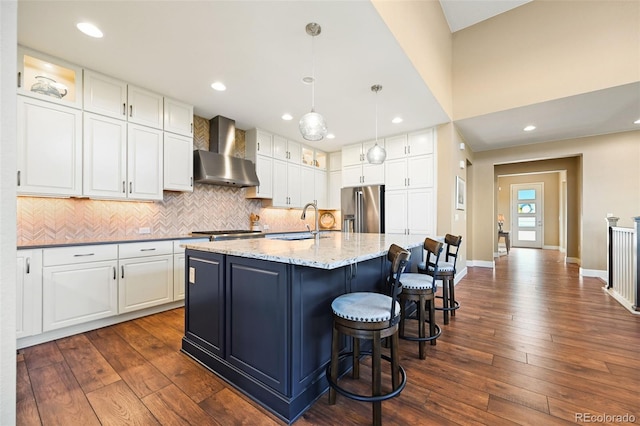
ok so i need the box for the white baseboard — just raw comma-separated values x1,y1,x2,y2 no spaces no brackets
17,300,184,349
468,259,495,268
566,257,581,265
580,268,607,280
543,245,560,250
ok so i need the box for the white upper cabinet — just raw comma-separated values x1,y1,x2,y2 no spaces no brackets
163,132,193,192
342,141,385,187
302,145,327,169
245,128,274,159
83,70,128,119
163,97,193,137
17,96,82,197
84,114,164,200
127,124,164,200
385,130,434,160
127,85,164,129
273,135,302,164
83,69,163,129
83,112,128,199
18,46,83,109
245,155,273,199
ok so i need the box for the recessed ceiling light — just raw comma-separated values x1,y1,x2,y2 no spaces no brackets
282,113,293,121
76,22,103,38
634,118,640,124
210,82,226,91
391,117,403,124
326,133,335,139
523,125,536,131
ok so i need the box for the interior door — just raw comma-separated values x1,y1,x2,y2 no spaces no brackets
511,183,543,248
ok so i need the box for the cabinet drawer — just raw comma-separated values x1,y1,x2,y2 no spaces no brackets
43,244,117,266
119,240,173,258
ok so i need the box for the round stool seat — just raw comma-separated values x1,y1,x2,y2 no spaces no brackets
400,273,436,290
332,292,399,322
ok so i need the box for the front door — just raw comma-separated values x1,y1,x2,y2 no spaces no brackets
511,183,543,248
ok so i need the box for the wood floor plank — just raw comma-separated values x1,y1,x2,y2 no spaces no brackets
56,333,121,393
22,341,65,370
199,388,281,426
28,361,100,426
141,384,220,425
493,354,640,411
16,357,41,426
486,395,572,426
86,327,172,398
86,380,160,425
151,351,226,404
423,391,519,426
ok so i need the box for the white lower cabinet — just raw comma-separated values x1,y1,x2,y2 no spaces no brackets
42,245,118,332
118,241,173,313
17,249,42,339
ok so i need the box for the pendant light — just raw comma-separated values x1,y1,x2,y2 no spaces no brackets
366,84,386,164
299,22,327,141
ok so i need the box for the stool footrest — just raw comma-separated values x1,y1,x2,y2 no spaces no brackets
434,296,460,312
400,323,442,342
326,351,407,403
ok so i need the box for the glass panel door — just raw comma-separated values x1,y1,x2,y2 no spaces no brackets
511,183,543,248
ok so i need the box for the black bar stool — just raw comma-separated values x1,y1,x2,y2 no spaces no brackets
398,237,443,359
326,244,410,426
418,234,462,325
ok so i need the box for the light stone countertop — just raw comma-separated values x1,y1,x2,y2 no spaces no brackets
182,232,431,269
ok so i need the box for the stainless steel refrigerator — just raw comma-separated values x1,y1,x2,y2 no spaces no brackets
341,185,385,233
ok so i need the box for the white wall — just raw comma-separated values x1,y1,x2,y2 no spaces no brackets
0,1,17,423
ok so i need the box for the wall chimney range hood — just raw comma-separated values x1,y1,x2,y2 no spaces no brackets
193,115,260,187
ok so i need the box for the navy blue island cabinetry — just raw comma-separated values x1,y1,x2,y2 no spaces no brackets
180,234,425,424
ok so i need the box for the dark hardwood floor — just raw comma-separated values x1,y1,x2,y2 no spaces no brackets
17,248,640,425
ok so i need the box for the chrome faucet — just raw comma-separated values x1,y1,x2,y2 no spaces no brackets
301,201,320,241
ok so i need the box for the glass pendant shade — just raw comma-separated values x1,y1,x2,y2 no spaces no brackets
299,111,327,141
367,143,386,164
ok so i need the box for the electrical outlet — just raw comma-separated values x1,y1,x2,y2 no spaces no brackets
139,227,151,234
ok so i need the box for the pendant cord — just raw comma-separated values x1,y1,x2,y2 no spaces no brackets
311,34,316,112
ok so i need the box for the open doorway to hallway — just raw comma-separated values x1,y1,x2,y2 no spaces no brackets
496,171,567,256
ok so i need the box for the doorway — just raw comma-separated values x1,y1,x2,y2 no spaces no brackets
510,183,544,248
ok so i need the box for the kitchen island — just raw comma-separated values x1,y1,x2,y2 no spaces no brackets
180,233,427,424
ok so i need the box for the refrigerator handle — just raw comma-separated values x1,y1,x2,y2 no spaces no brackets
356,190,363,233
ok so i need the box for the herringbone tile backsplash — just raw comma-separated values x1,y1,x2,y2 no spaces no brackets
17,116,334,244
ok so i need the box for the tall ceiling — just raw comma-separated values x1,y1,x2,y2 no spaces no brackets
17,1,639,153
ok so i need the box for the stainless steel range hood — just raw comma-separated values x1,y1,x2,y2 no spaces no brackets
193,116,260,187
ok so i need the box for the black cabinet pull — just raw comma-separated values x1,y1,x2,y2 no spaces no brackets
113,266,116,280
121,266,124,279
26,258,30,274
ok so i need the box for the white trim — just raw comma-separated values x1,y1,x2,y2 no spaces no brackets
580,268,607,280
566,257,581,265
454,267,467,284
543,245,560,250
17,300,184,349
603,286,640,315
468,259,495,268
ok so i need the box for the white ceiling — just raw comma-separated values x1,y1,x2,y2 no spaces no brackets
17,1,639,154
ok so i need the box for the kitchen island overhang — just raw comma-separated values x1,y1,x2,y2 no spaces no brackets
180,233,427,424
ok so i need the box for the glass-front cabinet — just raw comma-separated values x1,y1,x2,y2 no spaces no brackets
302,145,327,169
17,46,83,108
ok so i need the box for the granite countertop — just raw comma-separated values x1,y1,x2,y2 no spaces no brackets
182,232,429,270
